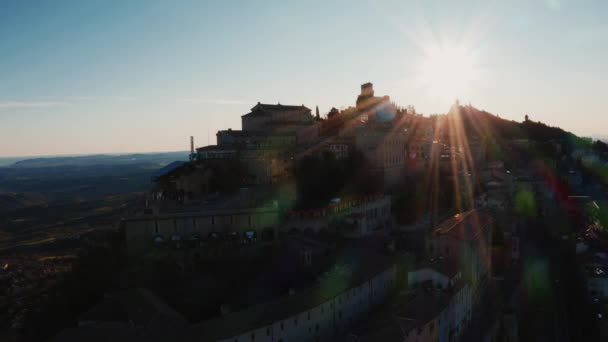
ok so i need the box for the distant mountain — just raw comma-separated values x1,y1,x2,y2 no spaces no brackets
8,151,188,168
0,157,27,167
0,152,190,205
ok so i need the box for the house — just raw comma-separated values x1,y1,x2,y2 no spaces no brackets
242,103,314,132
354,125,407,186
123,188,281,255
397,284,472,342
51,288,188,342
428,210,493,296
216,130,297,150
284,194,391,238
241,103,319,146
350,279,473,342
190,249,400,342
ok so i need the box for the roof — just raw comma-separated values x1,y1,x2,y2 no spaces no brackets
353,317,406,342
393,289,450,332
79,288,187,327
242,103,311,117
415,258,462,279
53,289,188,342
50,323,141,342
433,209,492,241
351,287,455,341
195,145,237,152
151,161,187,179
217,130,296,138
50,322,190,342
190,246,398,340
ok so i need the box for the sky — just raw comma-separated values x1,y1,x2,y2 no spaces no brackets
1,0,607,157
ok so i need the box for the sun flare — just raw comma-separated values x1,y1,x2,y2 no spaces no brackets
418,43,479,101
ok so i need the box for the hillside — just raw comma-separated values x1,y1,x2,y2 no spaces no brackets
9,151,188,168
0,192,48,213
454,104,569,142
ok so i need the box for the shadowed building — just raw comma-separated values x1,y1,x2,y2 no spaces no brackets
241,103,319,146
428,210,493,297
123,188,281,256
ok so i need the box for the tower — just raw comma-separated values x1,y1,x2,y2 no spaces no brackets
189,136,195,161
356,82,376,110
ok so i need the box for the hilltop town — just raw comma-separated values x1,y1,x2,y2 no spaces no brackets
4,83,608,342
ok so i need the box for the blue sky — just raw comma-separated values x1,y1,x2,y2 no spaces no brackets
1,0,607,157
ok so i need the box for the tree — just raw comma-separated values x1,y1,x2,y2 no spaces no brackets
293,150,377,208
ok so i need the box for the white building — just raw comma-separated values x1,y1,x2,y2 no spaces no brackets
193,255,399,342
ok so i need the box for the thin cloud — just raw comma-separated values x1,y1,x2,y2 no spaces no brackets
178,98,252,105
116,96,137,101
70,96,95,101
0,101,71,109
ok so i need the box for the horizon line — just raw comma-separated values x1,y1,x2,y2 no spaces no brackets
0,150,189,160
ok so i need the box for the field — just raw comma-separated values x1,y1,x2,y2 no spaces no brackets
0,152,186,252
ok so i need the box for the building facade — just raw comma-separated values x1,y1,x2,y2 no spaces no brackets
428,210,493,296
123,204,280,254
195,263,399,342
284,194,391,237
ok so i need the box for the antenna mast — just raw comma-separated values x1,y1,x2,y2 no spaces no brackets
189,136,195,161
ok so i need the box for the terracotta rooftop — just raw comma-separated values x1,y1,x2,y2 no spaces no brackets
432,210,492,241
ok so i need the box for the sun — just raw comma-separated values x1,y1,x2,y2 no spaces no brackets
417,43,479,101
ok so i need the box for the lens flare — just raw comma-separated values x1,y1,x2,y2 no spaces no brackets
417,43,479,101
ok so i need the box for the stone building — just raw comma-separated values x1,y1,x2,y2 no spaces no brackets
284,194,391,238
191,250,399,342
428,210,493,296
354,125,407,186
123,190,281,255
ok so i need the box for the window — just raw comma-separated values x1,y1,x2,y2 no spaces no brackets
294,318,298,326
250,333,255,341
280,322,284,331
266,328,270,336
307,312,311,320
